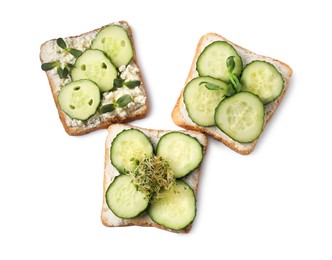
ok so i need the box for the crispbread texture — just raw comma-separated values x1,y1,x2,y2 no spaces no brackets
40,21,148,135
172,33,293,155
101,123,208,233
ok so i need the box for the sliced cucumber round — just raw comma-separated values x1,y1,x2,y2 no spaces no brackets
215,92,264,143
148,180,196,231
184,76,233,126
197,41,243,82
111,129,154,173
71,49,117,92
58,79,100,120
106,175,149,219
91,25,134,68
156,132,203,178
240,60,284,104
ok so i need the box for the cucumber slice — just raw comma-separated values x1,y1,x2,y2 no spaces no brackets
58,79,100,120
91,25,134,68
71,49,117,92
197,41,243,82
106,175,148,219
184,76,234,126
148,180,196,231
215,92,264,143
241,60,284,104
111,129,154,173
156,132,203,178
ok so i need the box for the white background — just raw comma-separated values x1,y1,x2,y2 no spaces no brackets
1,0,331,259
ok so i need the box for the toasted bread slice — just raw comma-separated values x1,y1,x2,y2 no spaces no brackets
172,33,293,155
101,123,208,233
40,21,148,135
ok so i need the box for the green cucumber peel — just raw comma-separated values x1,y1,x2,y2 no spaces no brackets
226,56,241,92
99,94,132,114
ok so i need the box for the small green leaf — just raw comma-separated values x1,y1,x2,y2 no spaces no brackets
226,56,235,73
41,61,59,71
113,78,124,89
69,48,82,58
230,74,241,92
226,56,241,92
62,67,68,78
199,81,223,90
116,94,132,107
57,66,68,79
99,103,115,113
56,38,67,49
124,80,141,89
65,63,75,71
57,67,64,78
226,84,235,96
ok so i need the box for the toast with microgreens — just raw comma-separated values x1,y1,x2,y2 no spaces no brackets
40,21,148,135
101,124,207,233
172,33,292,154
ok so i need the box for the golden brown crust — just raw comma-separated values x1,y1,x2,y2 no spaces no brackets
172,33,292,155
101,123,207,233
40,21,149,135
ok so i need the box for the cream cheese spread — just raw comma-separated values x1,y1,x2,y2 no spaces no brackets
41,23,146,129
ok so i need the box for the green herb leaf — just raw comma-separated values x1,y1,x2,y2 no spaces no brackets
69,48,82,58
199,81,223,90
199,81,235,96
57,66,68,79
62,67,68,78
113,78,124,89
56,38,67,49
99,103,115,113
225,84,235,96
124,80,141,89
226,56,235,73
57,67,64,79
226,56,241,92
41,61,59,71
116,94,132,107
230,74,241,93
65,63,75,71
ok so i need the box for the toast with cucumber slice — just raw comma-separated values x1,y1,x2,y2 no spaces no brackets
101,124,207,233
172,33,293,154
40,21,148,135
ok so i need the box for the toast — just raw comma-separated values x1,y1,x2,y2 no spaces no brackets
101,123,208,233
40,21,148,135
172,33,293,155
